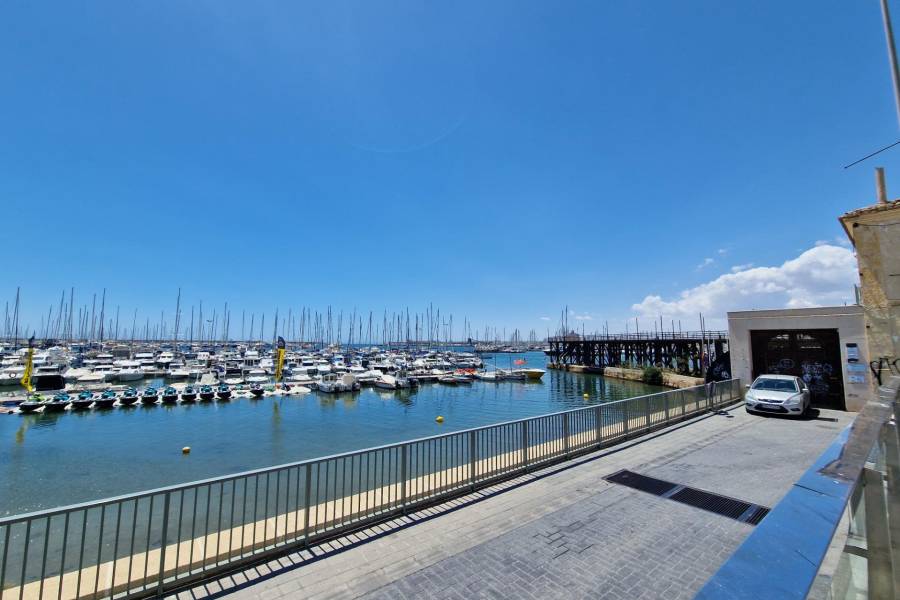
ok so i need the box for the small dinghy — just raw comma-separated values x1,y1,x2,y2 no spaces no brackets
44,392,71,412
119,387,139,406
249,383,265,398
181,385,197,402
161,386,179,404
94,389,117,409
140,386,159,405
215,384,232,401
198,385,215,401
71,390,95,410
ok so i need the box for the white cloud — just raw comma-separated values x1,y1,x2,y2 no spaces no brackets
539,316,551,321
574,314,593,321
730,263,754,273
632,244,858,320
717,248,728,256
696,257,714,270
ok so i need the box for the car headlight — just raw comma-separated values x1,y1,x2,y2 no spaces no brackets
745,392,755,402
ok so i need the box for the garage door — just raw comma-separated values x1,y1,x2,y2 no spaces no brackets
749,329,845,410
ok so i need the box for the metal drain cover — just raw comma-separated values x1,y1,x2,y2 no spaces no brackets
604,469,770,525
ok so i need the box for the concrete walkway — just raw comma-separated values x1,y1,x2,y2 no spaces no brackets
168,405,852,600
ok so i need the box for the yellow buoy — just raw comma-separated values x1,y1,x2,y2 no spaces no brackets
182,446,191,454
583,393,589,399
435,415,444,423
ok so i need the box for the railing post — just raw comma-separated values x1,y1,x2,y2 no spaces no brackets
303,463,312,544
645,395,651,429
469,430,477,490
863,467,894,598
156,492,171,594
594,405,602,447
882,421,900,592
664,392,670,423
680,389,686,418
622,400,629,438
521,420,529,471
400,445,408,512
562,413,570,457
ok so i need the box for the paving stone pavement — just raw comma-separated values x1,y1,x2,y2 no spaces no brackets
169,406,852,600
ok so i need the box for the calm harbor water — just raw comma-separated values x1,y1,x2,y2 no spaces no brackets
0,353,663,516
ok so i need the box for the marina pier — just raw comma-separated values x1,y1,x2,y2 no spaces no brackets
546,331,730,377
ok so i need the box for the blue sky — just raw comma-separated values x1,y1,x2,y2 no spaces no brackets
0,0,892,338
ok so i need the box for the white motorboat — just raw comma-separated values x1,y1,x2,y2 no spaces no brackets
115,360,144,382
246,368,269,383
62,367,90,383
0,368,23,386
77,370,107,384
513,368,546,380
317,373,342,393
374,374,397,390
167,367,191,380
156,352,175,369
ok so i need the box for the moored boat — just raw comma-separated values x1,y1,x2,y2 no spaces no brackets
44,392,71,412
215,384,232,401
161,386,179,404
71,391,95,410
198,385,215,401
18,394,45,414
119,387,139,406
513,368,546,380
249,383,265,398
438,375,458,385
317,373,342,393
181,385,197,402
374,374,397,390
140,386,159,405
94,389,117,409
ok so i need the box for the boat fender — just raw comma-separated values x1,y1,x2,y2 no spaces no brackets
435,415,444,423
583,393,589,399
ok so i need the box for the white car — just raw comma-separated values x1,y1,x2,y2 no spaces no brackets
744,374,811,416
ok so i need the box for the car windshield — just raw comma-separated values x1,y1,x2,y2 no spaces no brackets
752,378,798,392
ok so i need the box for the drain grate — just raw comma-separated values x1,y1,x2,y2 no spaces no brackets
605,470,678,496
603,470,770,525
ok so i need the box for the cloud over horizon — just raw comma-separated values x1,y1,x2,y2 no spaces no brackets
632,244,858,320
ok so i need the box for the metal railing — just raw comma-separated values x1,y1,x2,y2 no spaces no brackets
0,379,742,600
696,376,900,600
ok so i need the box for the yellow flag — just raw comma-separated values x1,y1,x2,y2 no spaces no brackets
20,336,35,393
275,336,286,381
